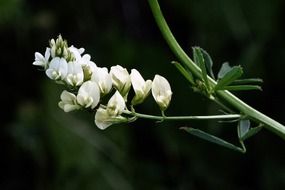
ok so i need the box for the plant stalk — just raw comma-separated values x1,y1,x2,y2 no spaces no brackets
148,0,285,139
124,110,241,121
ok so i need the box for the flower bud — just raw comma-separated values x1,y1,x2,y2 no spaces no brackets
58,90,80,112
130,69,152,105
110,65,131,99
45,57,68,81
152,75,172,111
50,35,73,61
77,81,100,109
91,67,112,96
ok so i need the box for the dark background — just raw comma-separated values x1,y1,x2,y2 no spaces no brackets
1,0,285,189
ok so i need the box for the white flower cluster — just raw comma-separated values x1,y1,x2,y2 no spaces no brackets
33,35,172,129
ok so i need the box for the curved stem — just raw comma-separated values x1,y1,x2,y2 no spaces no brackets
124,110,241,121
148,0,285,139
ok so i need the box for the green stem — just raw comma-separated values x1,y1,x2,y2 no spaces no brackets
124,110,241,121
148,0,285,139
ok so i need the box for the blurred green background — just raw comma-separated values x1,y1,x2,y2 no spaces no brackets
1,0,285,189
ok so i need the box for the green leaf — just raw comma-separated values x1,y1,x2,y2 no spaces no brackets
237,119,250,139
218,85,262,91
215,66,243,91
231,78,263,85
193,47,210,90
218,62,232,79
238,120,263,141
241,125,263,141
193,47,202,67
201,48,215,79
172,61,195,85
181,127,245,153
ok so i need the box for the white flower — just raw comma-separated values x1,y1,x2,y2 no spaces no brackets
68,45,85,60
33,47,50,69
106,91,126,115
95,107,127,130
130,69,152,105
58,90,80,112
69,46,94,69
81,55,97,80
76,81,100,109
110,65,131,98
77,54,92,67
65,61,84,87
91,67,112,95
45,57,68,80
152,75,172,111
94,91,127,130
95,108,113,130
69,47,97,80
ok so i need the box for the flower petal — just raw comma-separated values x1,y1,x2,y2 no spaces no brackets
95,107,113,130
77,81,100,109
130,69,145,93
65,61,84,86
94,107,128,130
130,69,152,105
107,91,126,115
152,75,172,111
110,65,131,98
45,57,68,80
92,67,112,95
58,90,80,112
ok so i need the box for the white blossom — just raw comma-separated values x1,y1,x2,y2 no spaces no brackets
68,45,85,60
58,90,80,112
106,91,126,116
65,61,84,87
69,46,95,69
81,56,97,80
69,46,97,80
110,65,131,98
95,108,113,130
94,91,127,130
76,81,100,109
94,107,127,130
152,75,172,111
130,69,152,105
33,47,50,69
91,67,112,95
45,57,68,80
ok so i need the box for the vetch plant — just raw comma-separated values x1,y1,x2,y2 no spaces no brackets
33,0,285,153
